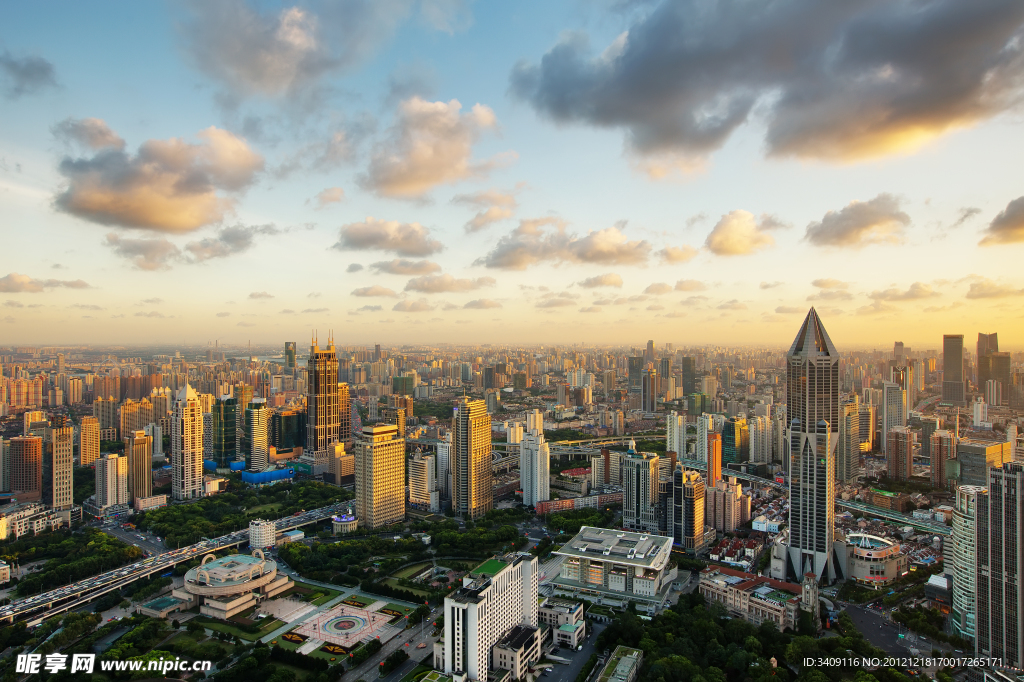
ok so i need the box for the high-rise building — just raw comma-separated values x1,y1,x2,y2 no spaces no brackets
171,383,204,501
880,381,906,453
627,356,643,394
673,467,706,551
354,424,406,529
622,444,659,533
436,433,451,500
519,430,550,508
707,432,722,490
408,451,438,511
10,435,42,503
680,356,696,396
707,477,751,533
952,484,986,644
929,429,955,490
244,399,270,472
45,426,75,511
666,411,686,457
640,368,658,413
212,395,237,467
382,407,406,437
722,417,749,465
232,384,254,459
95,453,129,508
977,332,998,389
976,461,1024,668
79,415,100,466
885,426,913,482
306,336,345,476
748,415,771,465
942,334,966,406
92,396,118,434
125,430,152,502
786,308,839,583
452,397,492,520
837,400,861,483
890,363,915,413
957,438,1012,487
284,341,297,376
442,553,539,682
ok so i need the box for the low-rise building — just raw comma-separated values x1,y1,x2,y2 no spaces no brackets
133,495,168,513
595,646,643,682
0,502,66,539
538,598,586,649
836,533,908,588
0,560,10,585
699,566,805,630
492,624,542,680
172,550,291,619
332,514,358,535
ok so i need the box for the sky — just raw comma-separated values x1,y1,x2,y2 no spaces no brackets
2,0,1024,350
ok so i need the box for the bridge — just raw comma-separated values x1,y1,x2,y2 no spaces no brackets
0,503,348,626
835,500,951,536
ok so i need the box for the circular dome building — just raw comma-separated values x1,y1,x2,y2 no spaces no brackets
178,549,293,619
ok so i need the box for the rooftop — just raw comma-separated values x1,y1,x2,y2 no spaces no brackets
553,526,672,570
495,624,537,651
473,559,509,577
598,646,642,682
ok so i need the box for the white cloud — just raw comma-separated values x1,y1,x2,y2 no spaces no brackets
393,298,436,312
311,187,344,208
477,220,650,270
353,286,399,298
578,273,623,289
704,211,778,256
805,194,910,247
0,272,90,292
675,279,705,291
333,217,443,256
643,282,671,295
405,274,496,293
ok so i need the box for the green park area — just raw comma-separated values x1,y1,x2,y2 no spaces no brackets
393,561,433,579
194,614,283,641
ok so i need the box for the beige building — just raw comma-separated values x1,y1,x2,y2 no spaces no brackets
706,478,751,533
95,453,129,508
125,430,152,502
699,566,806,630
538,598,586,648
452,397,492,520
10,435,42,503
838,533,908,588
354,424,406,529
492,625,542,680
171,384,205,501
173,550,291,619
79,416,100,466
47,426,75,511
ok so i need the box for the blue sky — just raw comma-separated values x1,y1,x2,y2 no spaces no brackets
2,0,1024,348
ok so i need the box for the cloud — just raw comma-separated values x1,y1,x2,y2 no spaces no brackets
951,207,981,229
705,211,778,255
965,278,1024,299
216,312,231,317
675,279,705,292
248,291,273,299
643,282,671,295
393,298,436,312
53,118,124,150
452,188,518,232
856,300,896,315
578,273,623,289
811,278,848,289
405,274,496,293
237,321,256,327
657,245,698,263
103,234,181,271
302,307,329,313
311,187,345,208
0,272,90,292
184,224,278,262
279,309,296,314
355,305,383,312
868,282,940,301
347,263,364,273
353,285,399,297
807,289,853,302
134,310,165,318
4,300,23,308
509,2,1024,164
579,306,602,313
593,295,647,306
464,299,502,309
477,219,651,269
536,291,579,308
0,50,57,98
775,306,802,314
370,259,441,276
717,300,746,310
359,97,507,198
646,304,664,311
55,122,263,232
980,196,1024,245
805,194,910,247
140,297,163,304
760,281,783,289
333,217,444,256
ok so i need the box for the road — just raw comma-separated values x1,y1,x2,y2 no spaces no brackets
547,623,605,682
101,525,166,555
843,604,912,655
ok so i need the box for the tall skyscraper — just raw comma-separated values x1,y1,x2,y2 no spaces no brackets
10,435,42,503
306,335,340,475
886,426,913,481
232,384,254,459
244,398,270,472
707,432,722,490
680,356,696,396
695,413,714,463
977,332,998,389
930,429,955,490
722,417,749,465
126,430,152,502
45,426,75,511
673,467,706,551
519,430,550,507
79,415,100,466
622,443,659,533
640,368,658,413
786,308,839,583
353,424,405,529
837,400,861,483
627,356,643,394
284,341,297,376
212,395,237,467
95,453,129,508
666,411,686,457
408,451,438,512
452,397,492,520
171,383,204,501
880,381,907,453
952,485,986,644
748,415,771,465
976,461,1024,668
942,334,966,406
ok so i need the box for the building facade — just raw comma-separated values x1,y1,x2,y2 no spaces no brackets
125,429,153,502
354,424,406,529
452,397,492,520
951,484,986,644
171,384,205,500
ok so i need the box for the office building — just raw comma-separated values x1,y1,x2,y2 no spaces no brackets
212,395,237,467
673,467,706,551
976,462,1024,668
695,413,714,463
171,383,205,501
441,553,539,682
79,416,100,466
382,406,406,437
928,429,954,489
537,598,587,649
452,397,492,520
681,356,696,396
353,424,405,529
232,384,254,458
786,308,839,583
307,335,340,473
666,411,686,458
408,451,439,512
249,519,276,549
951,485,986,644
125,429,153,502
707,433,722,490
622,445,659,533
284,341,296,376
942,334,966,406
977,332,998,391
243,399,270,472
640,368,658,413
958,438,1012,487
722,417,749,465
10,435,43,503
92,396,118,434
45,426,74,511
837,400,861,483
885,426,913,482
95,453,129,509
627,356,643,394
519,430,550,508
880,382,907,453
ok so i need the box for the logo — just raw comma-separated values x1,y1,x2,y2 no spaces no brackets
320,644,349,655
282,632,308,643
380,608,404,617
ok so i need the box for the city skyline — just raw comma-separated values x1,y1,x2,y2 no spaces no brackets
2,2,1024,346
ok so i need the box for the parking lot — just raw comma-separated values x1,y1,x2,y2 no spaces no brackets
546,623,605,682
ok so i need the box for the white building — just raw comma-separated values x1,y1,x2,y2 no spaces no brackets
972,396,988,427
880,381,907,453
95,453,128,508
249,519,276,549
622,445,659,533
440,553,539,681
436,433,451,500
519,431,550,508
245,399,270,472
171,384,205,501
666,411,686,456
748,415,771,465
952,485,986,644
695,414,714,463
409,451,440,512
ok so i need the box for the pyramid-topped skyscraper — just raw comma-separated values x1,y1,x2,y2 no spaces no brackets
786,308,840,583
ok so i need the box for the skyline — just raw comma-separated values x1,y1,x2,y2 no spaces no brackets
2,1,1024,347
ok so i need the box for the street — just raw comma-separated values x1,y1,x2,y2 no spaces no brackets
99,524,166,556
547,623,605,682
843,605,911,655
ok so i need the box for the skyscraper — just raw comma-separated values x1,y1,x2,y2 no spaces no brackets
353,423,405,529
977,332,998,388
640,368,658,413
952,485,986,644
519,430,550,508
707,432,722,490
45,426,74,511
95,453,129,509
232,384,254,459
284,341,297,376
786,308,839,583
929,429,955,490
244,398,270,472
622,443,659,533
886,426,913,481
837,399,861,483
125,429,153,502
680,356,696,396
666,411,686,458
79,415,100,466
10,435,42,503
408,451,438,511
942,334,966,406
306,335,340,475
171,383,204,501
627,356,643,394
722,417,749,465
673,467,706,551
212,395,237,467
880,381,907,453
695,413,714,463
452,397,492,520
976,461,1024,668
